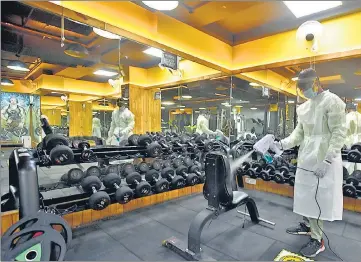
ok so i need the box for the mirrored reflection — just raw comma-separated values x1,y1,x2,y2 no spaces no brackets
161,76,233,145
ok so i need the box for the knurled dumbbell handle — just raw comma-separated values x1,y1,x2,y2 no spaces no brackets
91,186,97,194
113,183,120,189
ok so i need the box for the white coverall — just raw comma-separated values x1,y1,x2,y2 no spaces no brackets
92,117,102,138
107,107,135,146
195,114,216,135
344,111,361,174
281,90,346,221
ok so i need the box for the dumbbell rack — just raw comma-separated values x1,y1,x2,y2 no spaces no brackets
241,149,361,213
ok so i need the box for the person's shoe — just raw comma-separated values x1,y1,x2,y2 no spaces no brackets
300,238,325,258
286,222,311,235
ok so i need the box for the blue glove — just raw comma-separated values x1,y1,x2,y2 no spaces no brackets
314,160,331,178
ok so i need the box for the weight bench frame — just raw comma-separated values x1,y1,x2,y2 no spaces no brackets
163,152,273,261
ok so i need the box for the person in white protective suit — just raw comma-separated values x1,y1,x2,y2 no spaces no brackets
195,110,221,136
344,103,361,174
106,98,135,146
92,117,102,138
274,68,346,258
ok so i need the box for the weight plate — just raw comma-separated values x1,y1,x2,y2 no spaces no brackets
81,176,102,192
347,150,361,162
171,176,185,189
183,156,193,167
126,172,142,185
147,142,162,157
81,149,95,161
128,134,139,146
163,160,172,168
138,162,149,173
343,166,349,180
274,173,284,184
115,186,134,204
122,163,135,176
103,173,122,188
86,166,101,177
289,176,295,186
343,184,357,198
186,173,199,186
89,191,110,210
106,165,119,175
138,135,152,146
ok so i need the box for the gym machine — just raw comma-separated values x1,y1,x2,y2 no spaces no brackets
162,152,274,261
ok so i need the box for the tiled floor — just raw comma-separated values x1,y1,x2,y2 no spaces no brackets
64,190,361,261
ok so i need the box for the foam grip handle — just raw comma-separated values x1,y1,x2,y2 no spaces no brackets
41,115,53,135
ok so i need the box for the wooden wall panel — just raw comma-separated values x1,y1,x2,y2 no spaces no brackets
42,109,61,126
129,85,161,134
68,101,92,136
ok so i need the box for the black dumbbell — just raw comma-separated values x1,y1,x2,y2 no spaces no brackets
182,156,193,167
145,169,170,193
77,141,95,161
246,163,263,179
236,161,251,175
347,143,361,162
188,165,205,183
103,173,134,204
122,163,136,177
260,164,276,181
343,170,361,198
137,162,150,174
194,136,214,152
176,165,200,186
343,166,349,180
128,134,139,146
41,134,74,165
161,159,172,168
161,167,186,189
152,159,162,171
65,168,85,185
274,166,290,184
138,135,163,157
86,166,102,177
126,172,152,197
81,176,110,210
105,164,119,175
172,158,184,168
288,174,295,186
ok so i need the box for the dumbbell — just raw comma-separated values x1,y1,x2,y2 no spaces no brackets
343,166,349,180
128,134,140,146
194,135,214,152
182,156,193,167
161,159,172,168
138,135,163,157
41,134,74,165
86,166,102,177
188,165,205,183
73,141,95,161
122,163,136,177
246,163,263,179
347,143,361,162
161,167,186,189
137,161,150,174
288,174,295,186
65,168,85,185
145,169,170,193
172,158,184,168
236,162,251,176
152,159,162,171
343,170,361,198
103,173,134,204
176,165,200,186
259,164,276,181
81,176,110,210
126,172,152,197
274,166,290,184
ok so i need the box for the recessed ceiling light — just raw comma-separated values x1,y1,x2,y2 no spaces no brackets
250,107,258,110
93,27,121,39
199,107,206,110
249,82,261,87
179,105,185,108
93,69,118,77
283,1,342,18
143,47,163,58
7,61,29,72
142,1,179,11
195,110,200,113
1,78,14,86
161,107,165,109
292,77,299,81
162,101,175,105
288,100,295,104
234,105,243,108
239,100,250,104
355,98,361,101
180,108,185,111
181,95,192,99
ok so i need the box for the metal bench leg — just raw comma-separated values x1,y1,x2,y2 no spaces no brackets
237,198,275,226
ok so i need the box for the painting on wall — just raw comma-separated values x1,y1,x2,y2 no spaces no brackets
0,92,41,144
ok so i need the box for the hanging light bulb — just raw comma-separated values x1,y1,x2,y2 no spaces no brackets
142,1,179,11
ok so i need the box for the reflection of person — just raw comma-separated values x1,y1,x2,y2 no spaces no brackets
92,117,102,138
274,68,346,258
1,96,26,129
344,103,361,174
196,110,222,136
107,98,135,146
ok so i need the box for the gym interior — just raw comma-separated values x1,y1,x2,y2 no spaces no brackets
1,1,360,261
